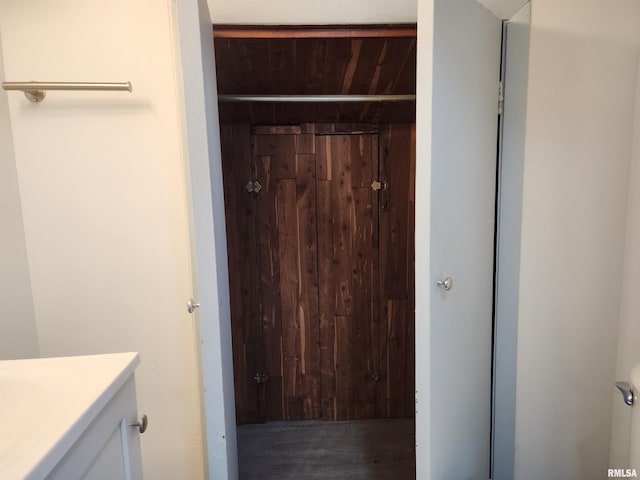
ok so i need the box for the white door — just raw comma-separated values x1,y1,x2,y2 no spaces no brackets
416,0,501,479
173,0,238,479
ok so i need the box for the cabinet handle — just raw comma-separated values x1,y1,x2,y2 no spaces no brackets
131,414,148,434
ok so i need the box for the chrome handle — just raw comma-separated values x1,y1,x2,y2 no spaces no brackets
437,277,453,291
131,414,148,434
187,298,200,314
616,382,634,406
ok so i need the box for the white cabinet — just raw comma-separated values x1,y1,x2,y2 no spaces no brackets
0,352,144,480
47,377,144,480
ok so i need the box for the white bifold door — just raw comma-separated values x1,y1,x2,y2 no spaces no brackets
416,0,502,479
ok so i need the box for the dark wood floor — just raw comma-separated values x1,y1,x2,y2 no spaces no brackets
237,418,416,480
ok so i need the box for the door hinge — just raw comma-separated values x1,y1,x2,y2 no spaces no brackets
498,80,504,115
246,180,262,194
253,372,268,384
371,180,388,191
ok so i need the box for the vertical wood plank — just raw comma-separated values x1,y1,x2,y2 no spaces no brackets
278,178,304,420
276,135,297,179
405,306,415,417
351,134,379,420
387,299,408,417
316,178,336,421
376,128,390,418
265,375,284,422
254,151,283,422
220,124,262,424
352,187,378,420
315,135,332,181
378,124,415,419
330,135,354,317
296,153,321,419
296,133,316,154
335,315,353,420
349,134,377,188
379,124,412,299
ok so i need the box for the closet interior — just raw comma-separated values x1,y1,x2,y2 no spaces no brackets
215,24,417,479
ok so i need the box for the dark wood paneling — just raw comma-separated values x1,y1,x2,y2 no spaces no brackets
316,177,335,421
352,187,378,420
254,151,284,421
296,153,321,419
387,299,409,417
316,134,381,421
335,315,354,420
214,33,416,124
380,124,412,298
379,124,416,418
218,102,416,124
223,123,415,424
220,124,263,424
330,135,354,317
277,178,303,419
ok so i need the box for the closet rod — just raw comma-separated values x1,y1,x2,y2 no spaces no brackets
2,81,132,102
218,94,416,103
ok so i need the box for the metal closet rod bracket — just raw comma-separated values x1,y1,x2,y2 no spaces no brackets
1,81,133,103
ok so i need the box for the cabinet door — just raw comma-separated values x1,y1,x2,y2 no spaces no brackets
47,378,143,480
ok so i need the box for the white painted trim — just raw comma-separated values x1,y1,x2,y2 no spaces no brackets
171,0,238,478
415,0,434,478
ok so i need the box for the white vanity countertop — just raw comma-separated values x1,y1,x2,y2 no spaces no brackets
0,352,140,480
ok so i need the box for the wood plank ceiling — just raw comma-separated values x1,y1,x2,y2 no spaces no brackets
213,25,417,124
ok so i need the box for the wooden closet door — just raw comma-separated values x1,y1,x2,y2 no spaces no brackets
220,124,263,425
252,129,321,421
316,133,381,421
379,124,416,419
223,124,415,424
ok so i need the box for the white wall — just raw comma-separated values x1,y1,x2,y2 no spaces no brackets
514,1,640,478
207,0,416,24
611,51,640,468
0,1,205,478
0,31,39,361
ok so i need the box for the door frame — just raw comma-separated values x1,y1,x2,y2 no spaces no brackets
174,1,526,478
